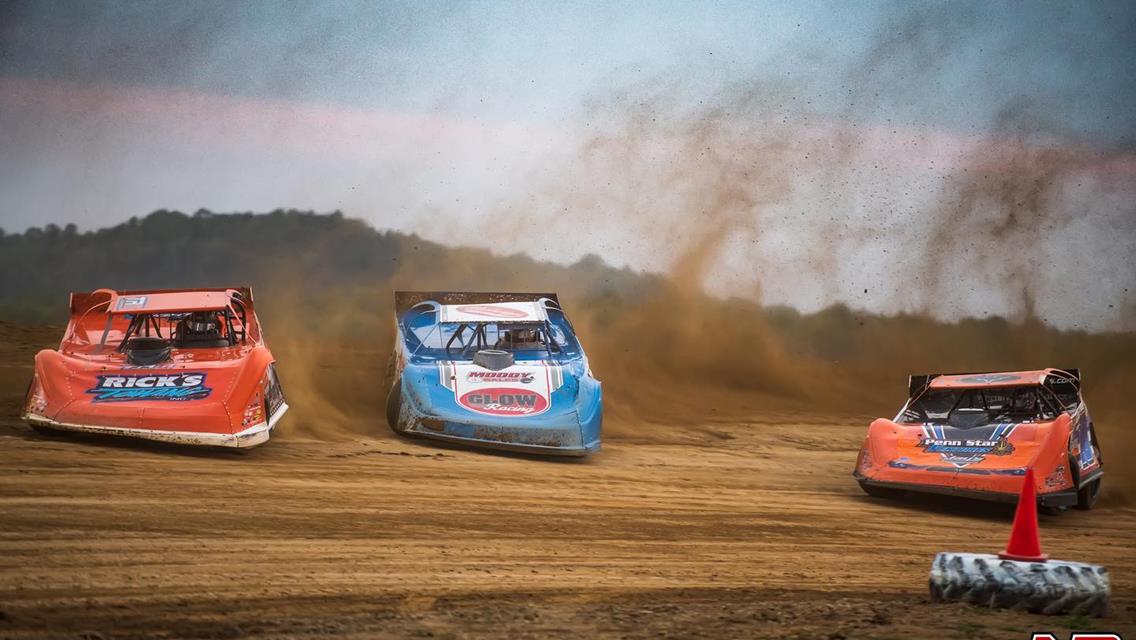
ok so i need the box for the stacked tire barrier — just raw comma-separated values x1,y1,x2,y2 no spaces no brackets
929,552,1110,616
928,468,1110,616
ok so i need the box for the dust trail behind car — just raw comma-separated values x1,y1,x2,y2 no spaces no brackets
251,255,1136,503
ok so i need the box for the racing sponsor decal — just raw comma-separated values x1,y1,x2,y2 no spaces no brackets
264,364,286,415
454,304,529,319
1048,375,1079,385
957,373,1021,384
458,387,549,416
86,372,212,402
1045,464,1068,489
466,370,534,384
1071,406,1097,471
116,295,148,311
918,423,1018,468
445,361,560,418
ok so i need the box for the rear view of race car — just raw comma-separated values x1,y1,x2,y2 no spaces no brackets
386,291,602,456
22,287,288,448
853,369,1102,513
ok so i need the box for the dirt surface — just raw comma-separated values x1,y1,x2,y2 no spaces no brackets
1,324,1134,639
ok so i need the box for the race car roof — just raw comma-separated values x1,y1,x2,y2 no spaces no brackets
108,291,232,314
438,301,548,323
928,370,1054,388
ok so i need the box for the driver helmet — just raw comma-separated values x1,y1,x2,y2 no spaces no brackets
185,311,220,335
1012,392,1036,411
512,327,539,344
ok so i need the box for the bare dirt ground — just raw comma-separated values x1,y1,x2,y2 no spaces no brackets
1,324,1133,639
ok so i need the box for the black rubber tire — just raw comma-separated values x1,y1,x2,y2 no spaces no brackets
1075,478,1101,511
929,552,1110,616
29,424,62,437
22,376,36,411
386,379,403,433
383,351,397,388
1040,503,1069,516
858,481,904,500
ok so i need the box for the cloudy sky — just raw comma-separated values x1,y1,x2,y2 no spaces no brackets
1,1,1133,329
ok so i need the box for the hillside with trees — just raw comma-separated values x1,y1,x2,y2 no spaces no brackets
0,210,1131,424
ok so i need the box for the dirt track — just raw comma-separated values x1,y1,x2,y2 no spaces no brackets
1,327,1134,639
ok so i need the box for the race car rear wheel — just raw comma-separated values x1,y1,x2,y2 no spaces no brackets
1075,478,1101,511
385,380,404,433
929,552,1110,616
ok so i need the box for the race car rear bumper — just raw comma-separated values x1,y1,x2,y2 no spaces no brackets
21,402,288,449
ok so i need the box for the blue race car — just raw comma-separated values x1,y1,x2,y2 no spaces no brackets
385,291,602,456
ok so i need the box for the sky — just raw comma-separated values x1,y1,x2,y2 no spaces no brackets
1,1,1134,329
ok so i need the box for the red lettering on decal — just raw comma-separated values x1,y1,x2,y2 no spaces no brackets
458,387,549,417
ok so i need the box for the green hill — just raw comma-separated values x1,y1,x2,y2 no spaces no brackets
0,209,657,321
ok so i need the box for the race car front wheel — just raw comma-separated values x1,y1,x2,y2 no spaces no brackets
385,380,404,433
1075,478,1101,511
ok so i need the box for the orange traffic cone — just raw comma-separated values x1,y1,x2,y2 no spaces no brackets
998,467,1048,562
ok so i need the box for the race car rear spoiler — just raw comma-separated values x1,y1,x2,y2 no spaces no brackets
70,287,255,316
394,291,560,315
907,368,1081,397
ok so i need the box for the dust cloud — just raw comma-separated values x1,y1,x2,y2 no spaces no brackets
252,6,1135,497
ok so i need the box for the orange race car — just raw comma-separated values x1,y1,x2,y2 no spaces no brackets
21,287,287,449
853,369,1102,514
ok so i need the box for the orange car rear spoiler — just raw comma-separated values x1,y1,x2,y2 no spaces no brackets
70,287,255,316
907,368,1082,397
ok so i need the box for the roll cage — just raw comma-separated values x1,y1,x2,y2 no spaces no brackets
104,293,250,350
900,384,1076,427
116,306,247,351
401,297,579,360
442,321,563,358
